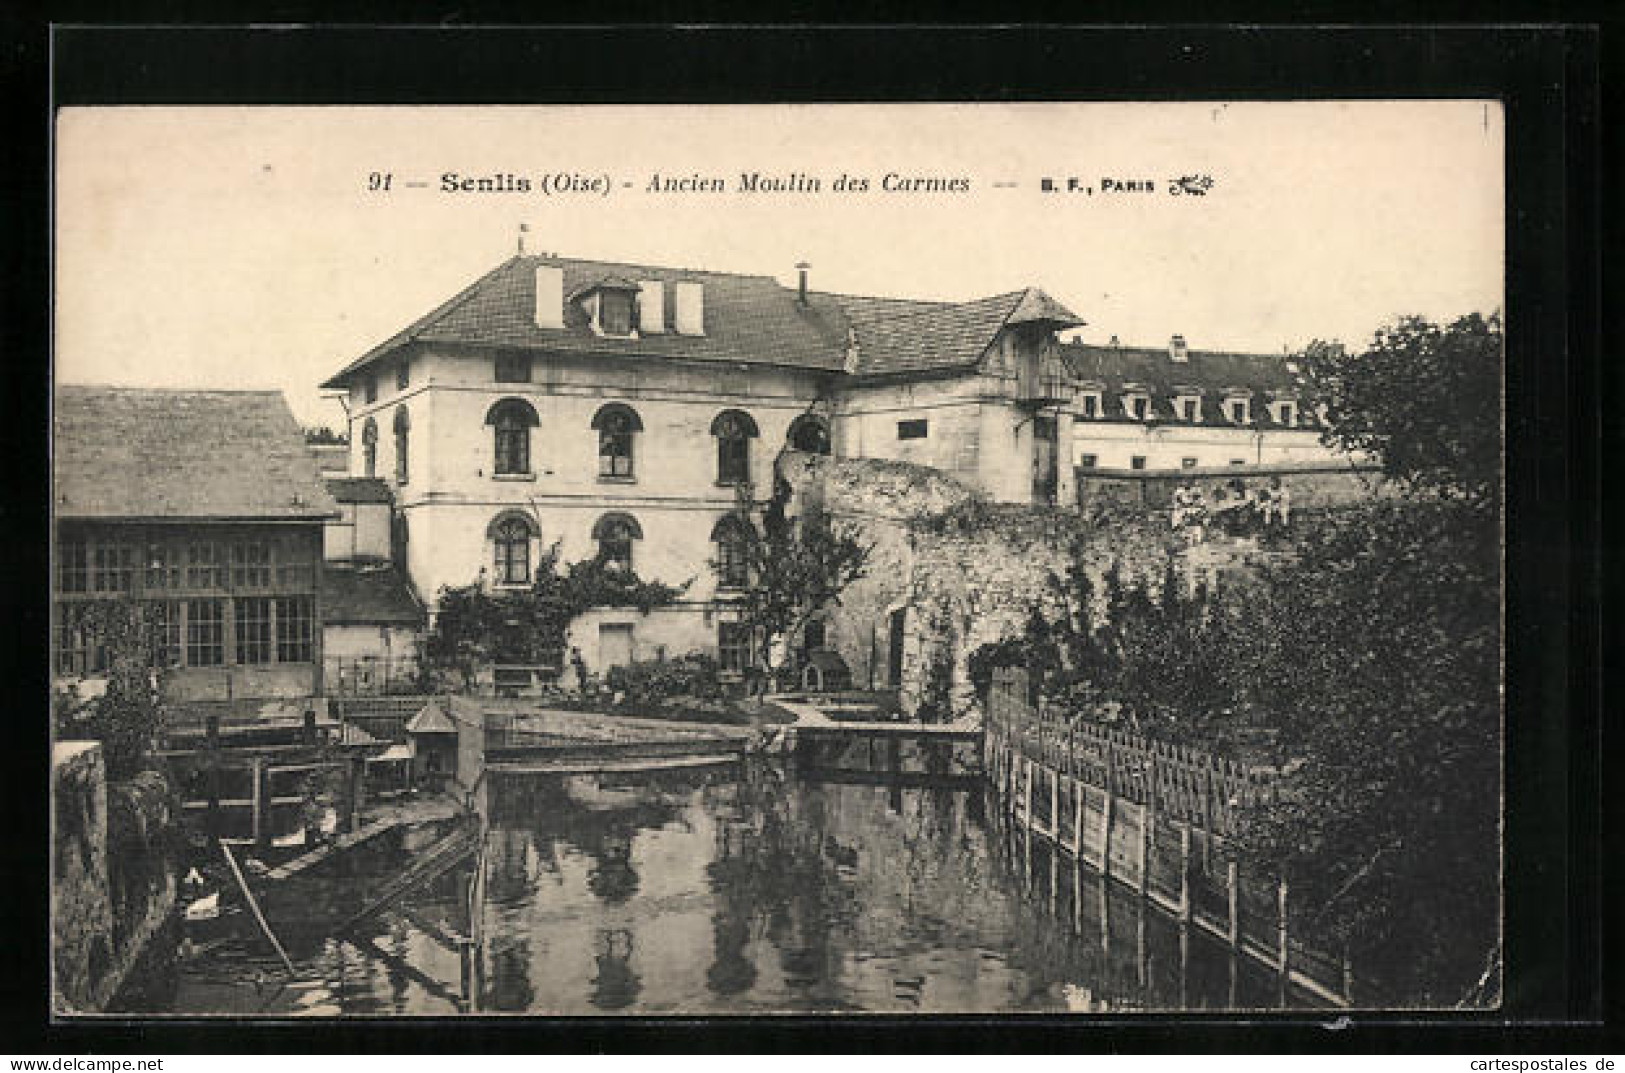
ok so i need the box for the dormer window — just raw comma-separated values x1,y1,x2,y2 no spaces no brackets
573,277,642,339
601,290,634,336
1268,399,1300,427
1222,394,1253,425
1078,389,1104,419
1121,388,1152,421
1173,392,1203,423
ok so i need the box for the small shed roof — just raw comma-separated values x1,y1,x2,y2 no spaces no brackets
406,699,457,735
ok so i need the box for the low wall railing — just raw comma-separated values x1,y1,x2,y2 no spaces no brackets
985,666,1351,1007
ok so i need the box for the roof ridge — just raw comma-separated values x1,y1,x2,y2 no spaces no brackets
56,384,285,396
521,253,777,282
854,288,1026,329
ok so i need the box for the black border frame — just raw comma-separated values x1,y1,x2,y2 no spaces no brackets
4,19,1607,1054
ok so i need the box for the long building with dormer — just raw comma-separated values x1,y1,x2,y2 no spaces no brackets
318,251,1340,679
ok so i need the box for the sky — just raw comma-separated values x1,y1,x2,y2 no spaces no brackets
55,102,1503,429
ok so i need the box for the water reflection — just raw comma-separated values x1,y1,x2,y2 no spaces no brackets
168,755,1310,1015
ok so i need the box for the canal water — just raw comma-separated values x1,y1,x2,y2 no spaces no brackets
159,756,1305,1015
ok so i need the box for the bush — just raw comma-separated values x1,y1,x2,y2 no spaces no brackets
604,653,726,706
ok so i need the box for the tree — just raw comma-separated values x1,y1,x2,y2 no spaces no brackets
1227,498,1500,1004
1298,312,1501,503
303,424,348,446
1228,310,1503,1002
715,469,872,698
53,599,170,779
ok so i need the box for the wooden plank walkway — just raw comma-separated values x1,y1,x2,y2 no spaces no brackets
486,753,742,776
791,721,980,740
261,815,402,881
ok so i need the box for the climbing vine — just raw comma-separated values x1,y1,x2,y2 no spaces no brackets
424,542,689,689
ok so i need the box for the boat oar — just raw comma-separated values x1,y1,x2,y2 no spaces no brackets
219,840,296,976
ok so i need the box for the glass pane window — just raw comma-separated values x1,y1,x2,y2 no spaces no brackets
53,605,101,675
601,292,634,335
57,540,89,594
494,416,530,475
716,533,750,589
276,536,314,589
93,544,136,593
598,520,634,572
235,596,273,664
598,413,634,478
495,353,531,383
718,622,751,673
145,542,182,590
494,520,531,585
186,598,225,666
275,596,314,663
154,600,183,667
232,541,272,589
187,542,224,589
717,435,750,484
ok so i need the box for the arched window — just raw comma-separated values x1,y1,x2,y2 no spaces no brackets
592,512,643,572
361,417,378,478
592,403,642,480
487,511,540,586
485,398,540,476
787,414,831,455
711,409,759,485
393,406,411,484
710,513,756,590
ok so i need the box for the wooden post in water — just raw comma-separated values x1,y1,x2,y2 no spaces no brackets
1276,878,1291,978
251,756,268,851
1226,858,1241,946
1178,823,1192,923
205,715,222,840
348,754,367,833
303,704,317,746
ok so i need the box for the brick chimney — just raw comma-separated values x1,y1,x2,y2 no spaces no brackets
534,264,564,329
674,280,704,335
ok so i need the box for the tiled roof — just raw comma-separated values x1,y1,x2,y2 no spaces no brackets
1062,342,1310,427
844,291,1027,377
320,254,1085,388
326,477,394,505
321,255,853,388
320,562,424,626
54,387,339,521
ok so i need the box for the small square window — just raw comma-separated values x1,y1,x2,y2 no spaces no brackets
1182,457,1198,469
1230,459,1247,467
1078,454,1098,468
495,353,532,383
897,419,929,440
1130,456,1147,471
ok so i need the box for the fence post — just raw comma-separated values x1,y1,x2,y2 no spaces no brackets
1342,944,1354,1005
1072,775,1084,858
1101,783,1115,878
1049,761,1060,838
1136,801,1149,895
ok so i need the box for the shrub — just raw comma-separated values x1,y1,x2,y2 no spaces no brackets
604,653,726,707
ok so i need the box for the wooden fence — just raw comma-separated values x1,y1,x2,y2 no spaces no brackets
985,666,1351,1007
